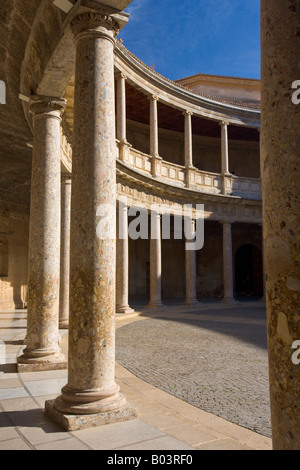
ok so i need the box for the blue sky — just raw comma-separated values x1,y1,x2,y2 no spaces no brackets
120,0,260,81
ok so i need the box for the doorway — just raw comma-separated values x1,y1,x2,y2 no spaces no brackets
235,244,263,297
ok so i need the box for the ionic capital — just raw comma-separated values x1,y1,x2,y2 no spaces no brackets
219,120,229,127
148,94,159,102
183,110,193,116
116,71,128,81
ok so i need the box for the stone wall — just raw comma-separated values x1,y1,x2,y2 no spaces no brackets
0,201,29,311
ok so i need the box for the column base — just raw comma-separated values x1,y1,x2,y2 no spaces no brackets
221,297,237,304
145,301,166,309
116,305,135,315
183,299,199,306
45,399,138,432
17,351,67,373
59,320,69,329
118,140,131,162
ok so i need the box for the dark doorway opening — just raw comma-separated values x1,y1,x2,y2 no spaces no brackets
235,244,263,298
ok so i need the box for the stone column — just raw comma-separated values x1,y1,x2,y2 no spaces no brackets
221,221,235,303
59,173,71,329
46,11,136,430
149,95,161,177
220,121,230,194
17,95,66,371
259,223,266,302
116,71,129,162
184,219,199,306
261,0,300,450
146,210,164,308
184,111,193,188
116,200,134,314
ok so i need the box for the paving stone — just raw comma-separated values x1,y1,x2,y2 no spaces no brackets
0,437,31,450
71,419,165,450
196,437,256,450
118,435,194,450
0,387,29,400
22,378,67,397
116,305,271,438
35,437,90,450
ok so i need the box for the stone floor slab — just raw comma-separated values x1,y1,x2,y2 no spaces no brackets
23,378,67,397
0,437,31,450
196,437,256,450
71,418,166,450
0,387,29,400
117,435,194,450
35,436,90,450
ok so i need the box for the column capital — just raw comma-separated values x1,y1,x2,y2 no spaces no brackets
219,120,229,127
71,11,120,42
117,198,129,210
61,172,72,182
115,70,128,81
29,95,66,118
148,94,159,102
219,220,233,226
183,110,193,116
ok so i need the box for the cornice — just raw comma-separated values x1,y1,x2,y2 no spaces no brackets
114,41,261,128
116,162,262,224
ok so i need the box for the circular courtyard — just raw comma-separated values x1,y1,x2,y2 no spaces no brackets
116,303,271,437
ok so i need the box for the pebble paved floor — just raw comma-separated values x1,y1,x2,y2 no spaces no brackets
116,301,271,438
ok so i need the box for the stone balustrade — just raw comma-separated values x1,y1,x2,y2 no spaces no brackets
119,144,261,201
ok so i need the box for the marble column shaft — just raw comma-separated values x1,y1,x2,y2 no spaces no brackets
116,72,127,144
149,95,159,177
54,12,126,415
261,0,300,450
147,211,163,308
184,219,198,305
59,173,71,329
222,221,234,303
220,121,229,194
184,111,193,168
116,201,133,314
18,96,66,368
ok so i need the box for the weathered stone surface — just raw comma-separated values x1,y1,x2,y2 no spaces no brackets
59,173,71,329
17,95,66,370
261,0,300,450
45,398,137,432
51,10,132,424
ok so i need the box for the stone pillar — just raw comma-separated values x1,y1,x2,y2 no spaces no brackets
116,200,134,314
220,121,230,194
146,210,164,308
261,0,300,450
260,223,266,302
116,71,129,162
59,173,71,329
149,95,161,177
46,11,137,430
184,111,193,188
221,221,235,303
184,219,199,306
18,95,67,371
